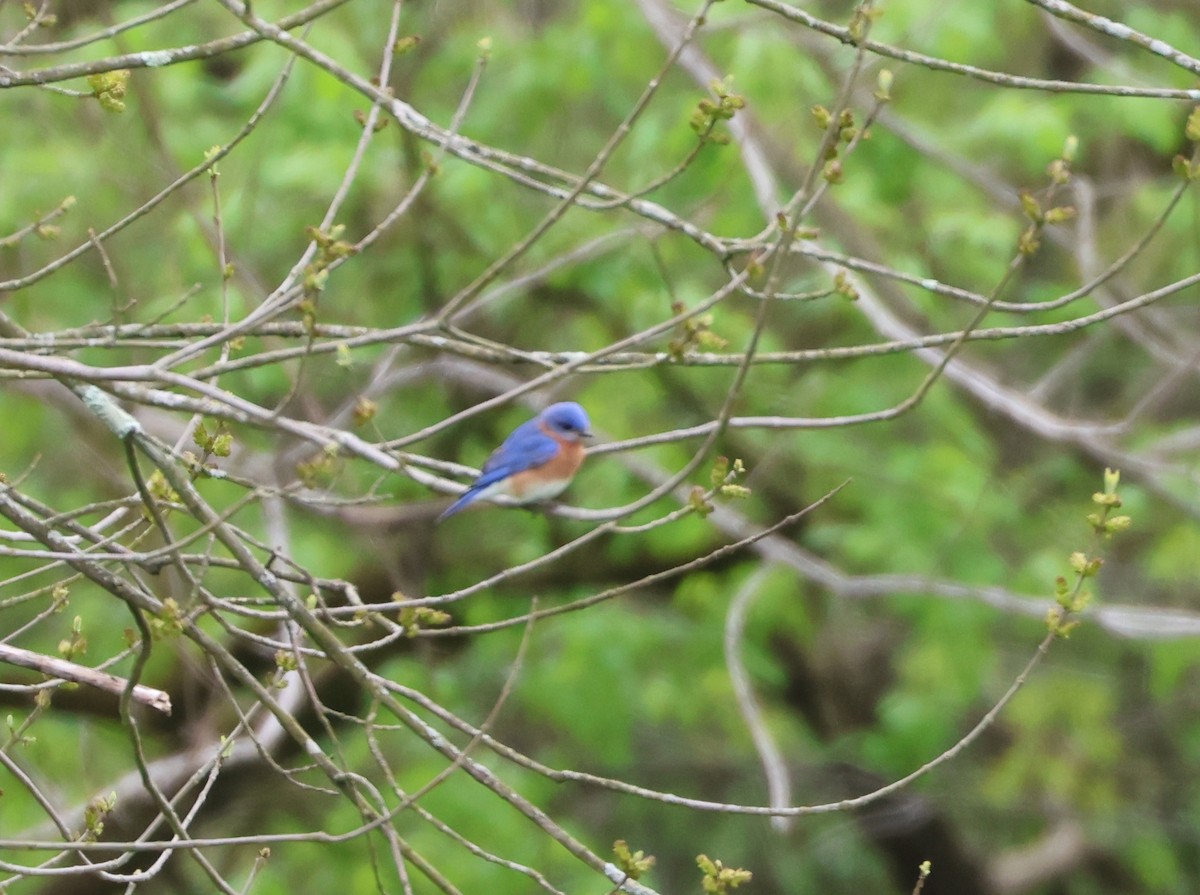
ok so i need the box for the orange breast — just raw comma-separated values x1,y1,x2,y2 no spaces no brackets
504,438,586,502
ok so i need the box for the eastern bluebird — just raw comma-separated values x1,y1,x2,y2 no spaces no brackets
437,402,592,521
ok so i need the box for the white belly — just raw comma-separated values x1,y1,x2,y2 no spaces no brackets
476,475,569,506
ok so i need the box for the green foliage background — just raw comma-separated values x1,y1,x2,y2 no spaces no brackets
2,1,1200,894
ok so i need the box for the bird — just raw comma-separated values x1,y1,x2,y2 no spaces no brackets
437,402,592,521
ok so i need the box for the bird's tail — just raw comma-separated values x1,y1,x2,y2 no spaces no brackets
436,487,479,523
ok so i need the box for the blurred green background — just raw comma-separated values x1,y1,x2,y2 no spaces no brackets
2,1,1200,893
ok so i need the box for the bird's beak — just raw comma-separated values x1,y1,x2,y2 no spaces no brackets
581,431,594,440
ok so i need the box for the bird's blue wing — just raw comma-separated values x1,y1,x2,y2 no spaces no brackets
475,423,558,487
438,422,558,520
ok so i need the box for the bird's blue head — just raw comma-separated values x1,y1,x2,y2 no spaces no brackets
540,402,592,441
